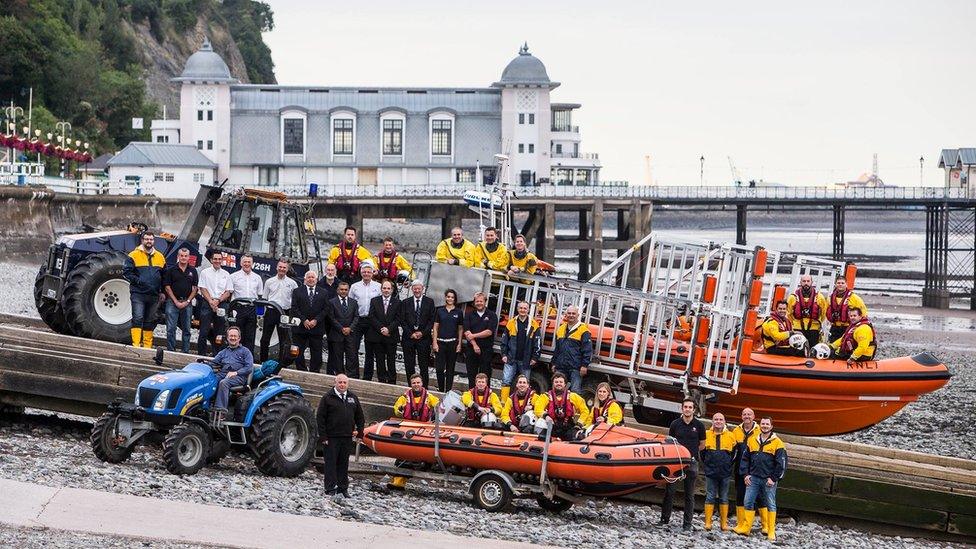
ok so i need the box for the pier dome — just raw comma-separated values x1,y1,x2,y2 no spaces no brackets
493,43,559,88
174,38,237,83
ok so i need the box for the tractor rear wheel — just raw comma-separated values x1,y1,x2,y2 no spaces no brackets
34,268,73,335
90,412,134,464
62,251,132,343
251,393,316,477
162,423,211,475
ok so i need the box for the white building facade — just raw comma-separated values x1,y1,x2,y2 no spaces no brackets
106,142,217,198
152,40,601,192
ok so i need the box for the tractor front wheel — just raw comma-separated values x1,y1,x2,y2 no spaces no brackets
90,412,135,464
162,423,211,475
251,393,316,477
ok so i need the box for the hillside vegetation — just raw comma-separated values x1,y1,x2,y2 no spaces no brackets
0,0,275,156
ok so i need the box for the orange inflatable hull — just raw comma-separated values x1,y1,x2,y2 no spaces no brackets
362,420,691,496
515,317,950,436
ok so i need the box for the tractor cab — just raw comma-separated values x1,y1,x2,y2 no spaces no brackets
205,188,323,279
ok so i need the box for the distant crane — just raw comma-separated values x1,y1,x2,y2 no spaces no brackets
728,156,744,187
643,155,653,186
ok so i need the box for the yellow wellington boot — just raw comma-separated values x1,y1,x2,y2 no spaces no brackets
703,503,714,531
767,511,777,541
142,330,154,349
734,509,755,536
130,328,143,347
500,386,511,405
736,506,745,527
719,503,730,531
387,476,407,490
759,507,769,535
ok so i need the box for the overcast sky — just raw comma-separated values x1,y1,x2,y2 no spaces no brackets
263,0,976,187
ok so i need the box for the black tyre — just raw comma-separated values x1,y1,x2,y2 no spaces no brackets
62,251,132,343
471,473,513,512
536,495,573,513
632,405,679,427
162,422,211,475
580,374,608,411
207,438,232,465
34,268,73,335
529,367,551,395
90,412,134,464
251,393,317,477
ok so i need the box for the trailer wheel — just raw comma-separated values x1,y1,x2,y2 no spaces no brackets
34,268,73,335
529,368,551,394
62,251,132,343
162,422,210,475
471,473,513,512
90,412,134,464
536,495,573,513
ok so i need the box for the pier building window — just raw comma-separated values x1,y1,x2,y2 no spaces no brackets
431,119,452,156
529,113,535,125
333,119,354,155
283,118,305,155
482,167,497,185
552,110,571,132
196,140,203,150
207,110,213,121
518,144,525,153
193,173,205,183
519,113,525,124
555,144,562,154
197,110,204,121
165,172,174,182
258,166,278,186
456,168,476,183
383,119,403,155
528,144,535,153
206,140,213,151
154,172,164,182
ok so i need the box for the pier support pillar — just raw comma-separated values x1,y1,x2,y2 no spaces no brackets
832,205,845,260
577,209,589,281
543,203,556,264
922,204,950,309
736,205,747,246
441,209,463,239
345,210,363,241
591,200,604,280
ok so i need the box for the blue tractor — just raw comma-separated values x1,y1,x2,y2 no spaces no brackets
35,183,324,343
90,323,316,476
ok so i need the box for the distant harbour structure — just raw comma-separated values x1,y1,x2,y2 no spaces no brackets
112,39,603,197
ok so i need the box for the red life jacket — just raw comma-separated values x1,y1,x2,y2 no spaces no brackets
335,242,362,278
593,397,622,425
508,389,535,424
466,387,493,421
546,389,575,425
840,318,876,354
827,290,851,324
792,288,820,324
376,252,399,280
402,389,433,421
763,313,792,348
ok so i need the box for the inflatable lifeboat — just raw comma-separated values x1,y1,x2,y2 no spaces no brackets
362,420,691,497
511,316,951,436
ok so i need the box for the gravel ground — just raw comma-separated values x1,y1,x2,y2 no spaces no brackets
0,410,965,549
0,523,213,548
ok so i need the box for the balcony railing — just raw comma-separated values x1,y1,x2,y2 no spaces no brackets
551,152,599,160
551,125,580,133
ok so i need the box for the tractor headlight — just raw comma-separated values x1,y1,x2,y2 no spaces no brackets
280,315,291,325
291,317,301,326
216,308,226,318
153,390,171,411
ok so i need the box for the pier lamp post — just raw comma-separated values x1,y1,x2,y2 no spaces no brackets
919,156,924,187
699,155,705,187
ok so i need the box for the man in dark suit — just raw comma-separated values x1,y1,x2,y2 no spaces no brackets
367,280,401,384
399,280,436,388
290,270,329,373
327,281,360,378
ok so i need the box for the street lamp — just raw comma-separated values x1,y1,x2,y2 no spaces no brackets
919,155,924,187
699,155,705,187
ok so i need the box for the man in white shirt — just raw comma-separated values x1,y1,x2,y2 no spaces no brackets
349,261,382,381
229,254,264,353
197,250,233,356
259,259,298,362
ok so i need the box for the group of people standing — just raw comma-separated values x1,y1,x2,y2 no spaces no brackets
761,274,876,362
661,402,788,541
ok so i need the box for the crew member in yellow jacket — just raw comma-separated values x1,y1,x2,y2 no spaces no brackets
534,372,592,440
829,307,876,361
590,382,624,426
825,275,868,342
506,233,538,276
434,226,475,267
786,274,828,347
393,374,440,420
471,226,510,271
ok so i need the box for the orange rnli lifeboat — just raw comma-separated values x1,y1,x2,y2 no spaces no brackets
362,420,691,497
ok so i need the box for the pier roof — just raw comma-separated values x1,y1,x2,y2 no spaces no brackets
107,143,217,169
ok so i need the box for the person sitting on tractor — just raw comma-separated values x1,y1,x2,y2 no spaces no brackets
123,231,166,348
329,226,373,284
501,374,539,433
211,325,254,424
461,373,502,427
393,374,441,421
373,237,412,284
533,371,591,440
435,226,476,267
829,307,876,362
